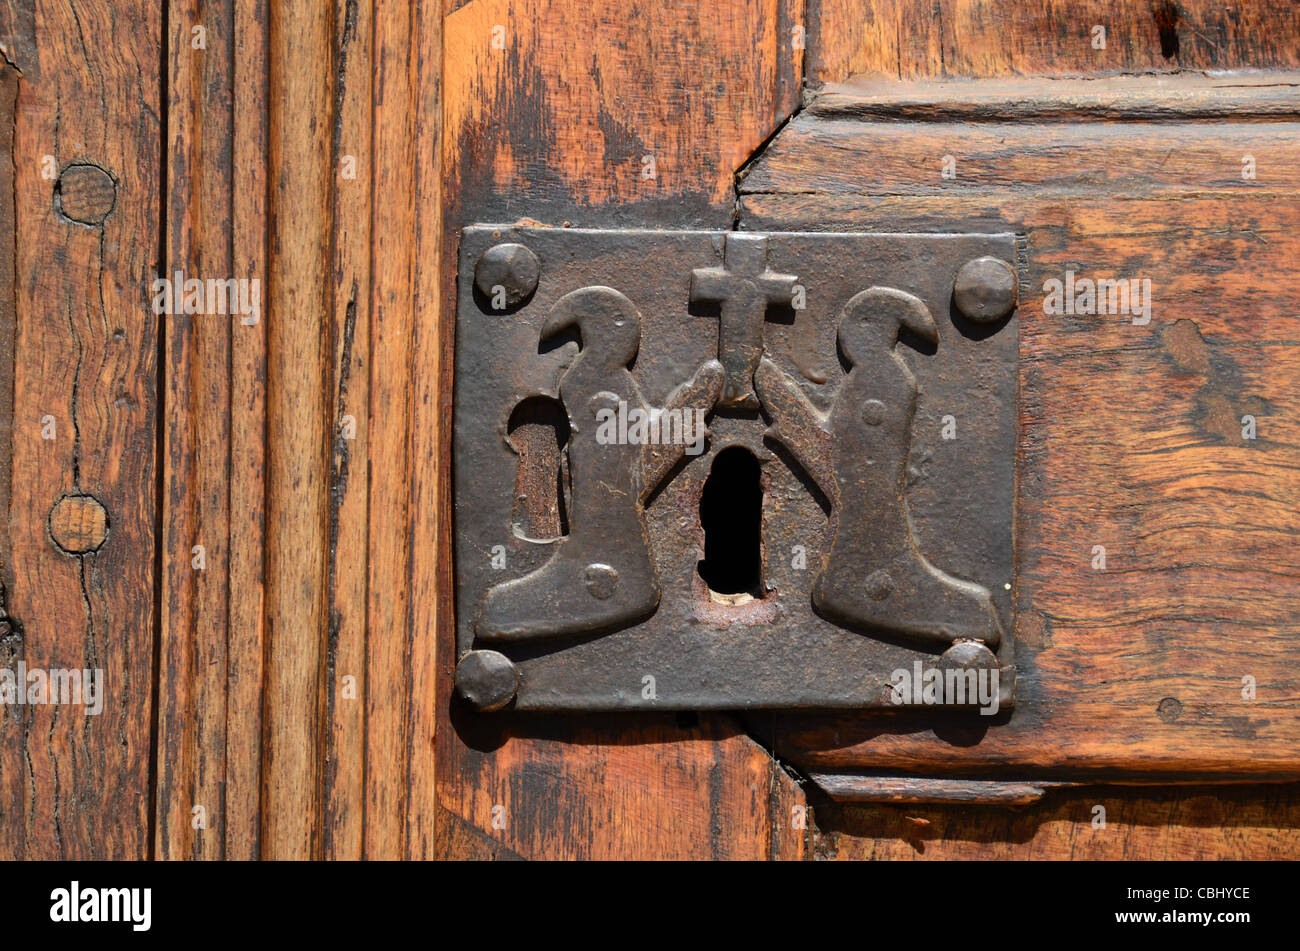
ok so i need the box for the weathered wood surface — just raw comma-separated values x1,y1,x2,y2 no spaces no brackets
323,0,372,860
440,0,803,225
155,0,441,859
363,0,442,860
811,72,1300,121
438,714,807,860
0,0,160,859
156,0,268,862
814,784,1300,859
0,59,20,863
741,76,1300,786
225,0,272,860
808,0,1300,84
2,0,1299,862
401,0,447,861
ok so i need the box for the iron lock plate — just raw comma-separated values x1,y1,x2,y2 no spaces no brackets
453,225,1019,713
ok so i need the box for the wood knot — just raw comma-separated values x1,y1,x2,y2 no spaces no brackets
1156,696,1183,723
48,494,109,553
55,163,117,225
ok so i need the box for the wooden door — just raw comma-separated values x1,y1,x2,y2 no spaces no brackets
1,0,1298,861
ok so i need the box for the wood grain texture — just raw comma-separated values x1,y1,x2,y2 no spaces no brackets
323,0,371,862
745,119,1300,196
156,0,270,862
438,714,806,860
811,774,1070,804
810,72,1300,121
807,0,1300,84
152,0,440,860
225,0,270,862
357,0,431,859
0,62,19,860
440,0,804,224
263,0,334,859
401,0,444,860
157,0,234,862
1,0,160,859
814,785,1300,859
0,2,37,79
740,76,1300,785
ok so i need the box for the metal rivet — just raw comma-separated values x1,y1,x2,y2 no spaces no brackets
864,569,893,600
952,256,1017,324
937,640,999,706
475,243,540,310
455,650,519,712
48,494,109,554
939,639,998,671
56,163,117,226
862,399,887,426
583,563,619,600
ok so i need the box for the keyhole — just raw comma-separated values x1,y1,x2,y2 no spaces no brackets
506,396,569,541
697,446,763,598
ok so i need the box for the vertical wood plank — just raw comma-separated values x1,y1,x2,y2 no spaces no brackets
323,0,372,862
401,0,444,858
156,0,270,862
362,0,416,859
156,0,234,862
153,0,438,859
225,0,270,861
155,0,431,860
0,62,21,862
3,0,160,859
264,0,334,859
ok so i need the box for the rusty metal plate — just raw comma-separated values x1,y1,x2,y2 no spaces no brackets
453,225,1018,713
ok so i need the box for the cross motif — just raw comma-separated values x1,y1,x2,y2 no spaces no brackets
690,234,798,410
